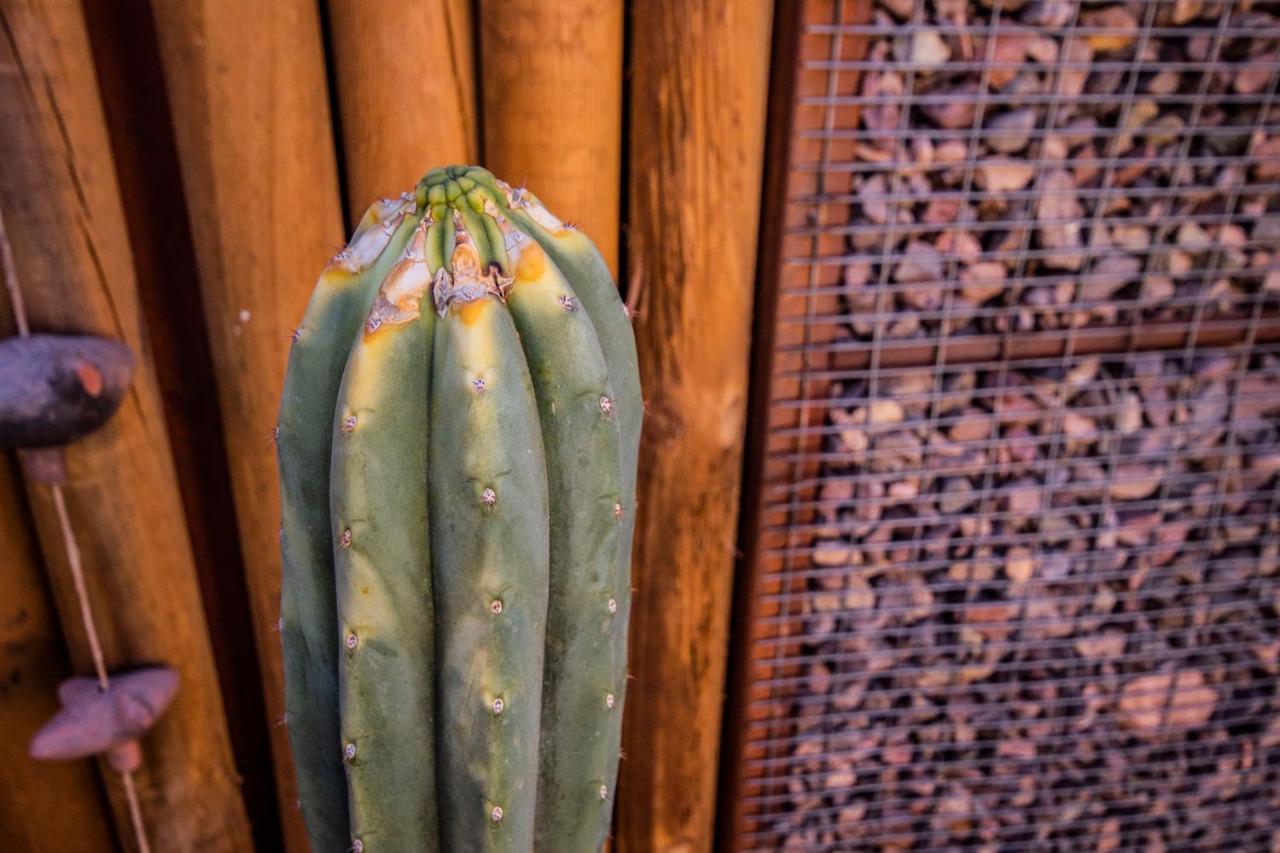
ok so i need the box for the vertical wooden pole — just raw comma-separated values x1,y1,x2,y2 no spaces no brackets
0,2,254,850
84,5,285,846
717,3,872,845
327,0,477,222
145,2,345,850
619,2,774,851
478,0,624,275
0,457,116,853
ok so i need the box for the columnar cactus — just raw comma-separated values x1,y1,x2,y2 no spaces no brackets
277,165,641,853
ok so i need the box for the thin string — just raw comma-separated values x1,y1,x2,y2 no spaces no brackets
0,203,29,337
0,203,151,853
50,485,109,691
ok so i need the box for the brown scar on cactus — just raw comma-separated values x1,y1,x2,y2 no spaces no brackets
326,207,411,280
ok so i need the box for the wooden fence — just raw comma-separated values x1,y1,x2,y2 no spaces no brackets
0,1,774,850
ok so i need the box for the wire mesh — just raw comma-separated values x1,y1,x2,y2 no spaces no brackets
727,0,1280,849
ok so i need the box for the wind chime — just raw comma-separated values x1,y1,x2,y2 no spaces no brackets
1,205,176,853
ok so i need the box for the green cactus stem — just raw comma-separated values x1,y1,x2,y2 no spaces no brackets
278,165,642,852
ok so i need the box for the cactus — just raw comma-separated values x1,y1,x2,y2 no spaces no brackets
277,165,641,853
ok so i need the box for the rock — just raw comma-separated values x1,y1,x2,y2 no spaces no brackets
907,29,952,67
936,230,982,262
29,668,179,763
1037,170,1085,270
923,84,979,129
844,259,871,289
988,31,1031,89
876,0,915,18
1116,99,1159,153
1059,38,1094,98
1062,411,1097,440
1075,631,1126,659
1025,35,1058,64
1176,221,1212,251
845,575,876,610
932,140,967,164
1111,224,1150,252
960,261,1007,304
1006,480,1041,514
1081,253,1141,301
1142,275,1174,300
1109,464,1163,500
911,135,934,166
977,159,1036,192
1021,0,1073,27
963,602,1019,641
1167,0,1203,24
1118,392,1143,434
833,412,868,453
894,239,944,285
985,108,1037,154
938,478,976,514
1234,52,1277,95
1120,671,1218,732
949,410,992,442
1145,114,1184,147
1083,6,1138,52
813,540,853,567
922,197,962,225
1005,548,1037,583
858,173,891,224
868,399,905,425
1146,69,1181,96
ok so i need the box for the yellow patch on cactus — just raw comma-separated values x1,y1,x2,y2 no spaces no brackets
454,296,491,327
515,242,547,284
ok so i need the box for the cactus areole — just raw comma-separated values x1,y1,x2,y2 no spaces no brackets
276,166,641,853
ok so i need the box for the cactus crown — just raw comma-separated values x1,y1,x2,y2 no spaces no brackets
416,165,544,315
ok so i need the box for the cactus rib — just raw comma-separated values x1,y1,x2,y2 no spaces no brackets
331,218,439,852
430,281,550,852
278,198,419,853
501,220,625,851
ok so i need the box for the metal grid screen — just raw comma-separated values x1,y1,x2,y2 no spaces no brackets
727,0,1280,849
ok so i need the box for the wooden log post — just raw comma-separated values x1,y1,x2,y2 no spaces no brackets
0,456,116,853
327,0,477,223
0,2,254,850
477,0,624,274
83,3,283,845
618,2,774,851
145,1,346,849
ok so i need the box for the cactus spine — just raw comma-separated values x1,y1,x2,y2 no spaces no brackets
278,166,641,852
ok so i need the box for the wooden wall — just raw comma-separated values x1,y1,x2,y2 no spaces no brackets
0,1,775,849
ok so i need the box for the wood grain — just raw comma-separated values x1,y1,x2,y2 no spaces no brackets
718,2,871,843
83,2,284,846
327,0,477,222
478,0,623,275
0,454,116,852
146,1,346,849
0,1,254,850
618,2,774,851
